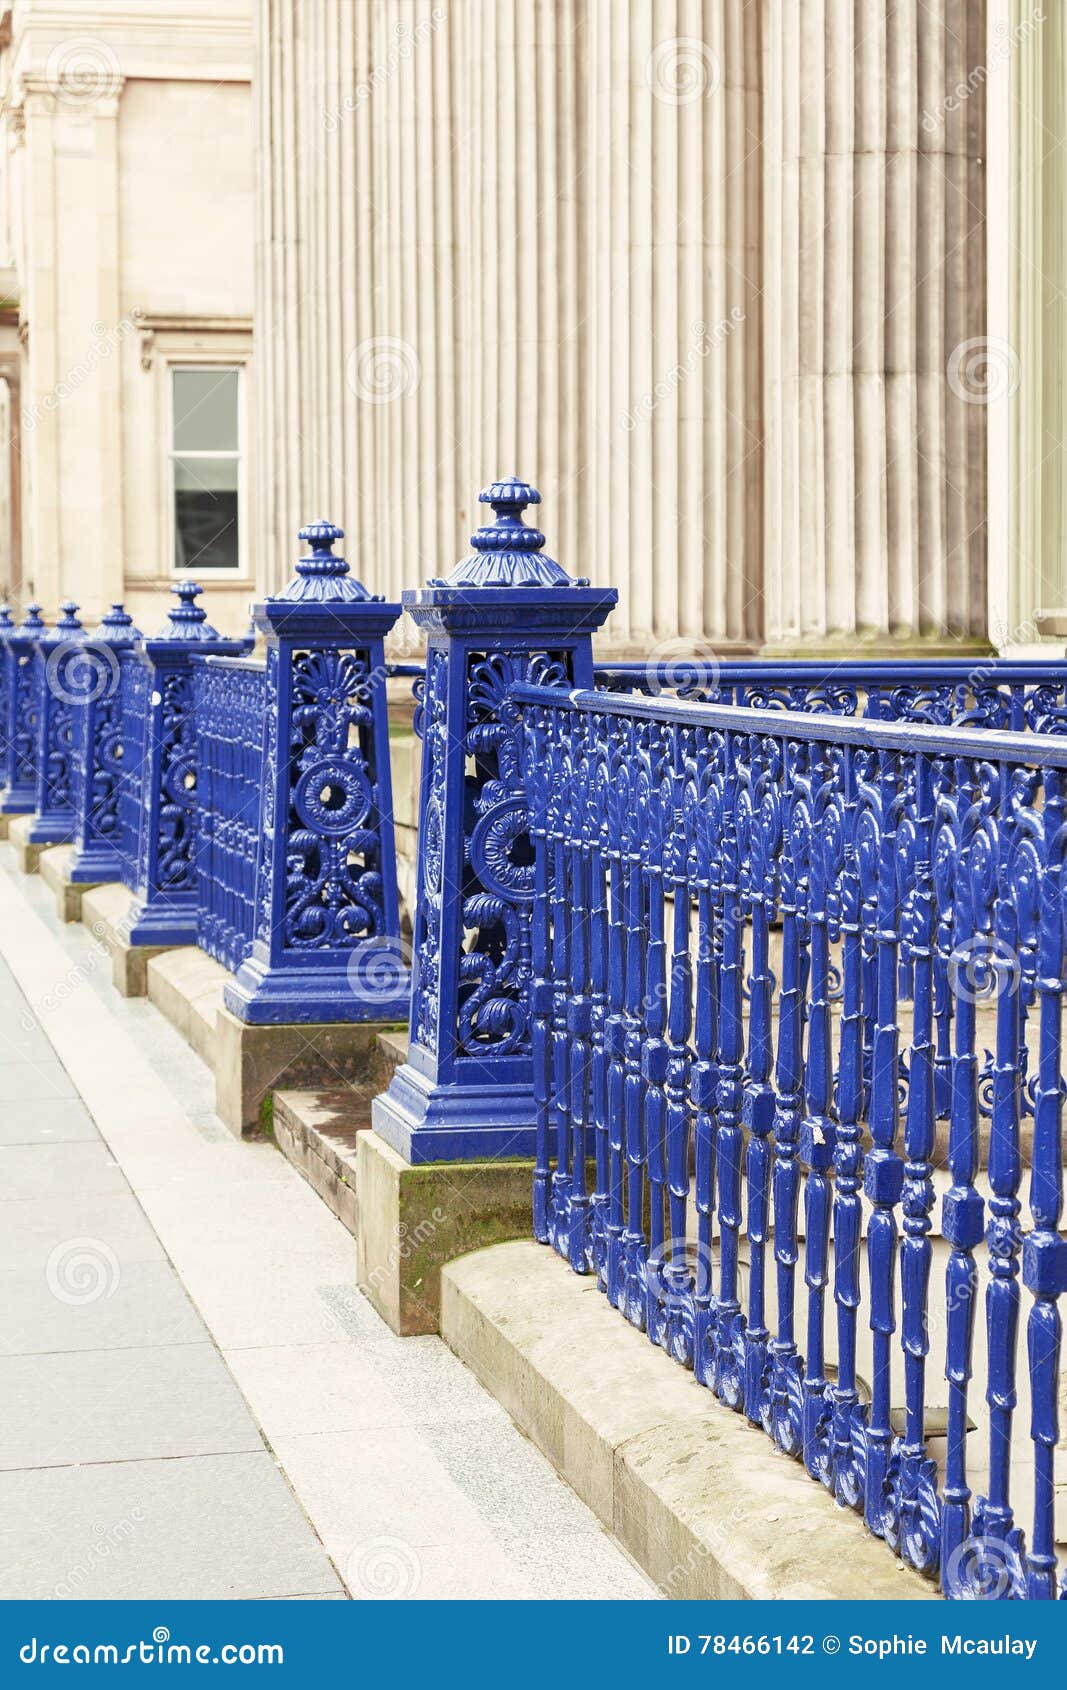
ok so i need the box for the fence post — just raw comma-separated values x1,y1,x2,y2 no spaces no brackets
125,582,249,947
224,519,408,1023
373,479,616,1163
0,606,13,794
26,601,89,846
0,603,47,814
68,604,142,885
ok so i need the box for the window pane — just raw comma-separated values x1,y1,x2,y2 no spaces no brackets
173,456,239,571
172,368,238,452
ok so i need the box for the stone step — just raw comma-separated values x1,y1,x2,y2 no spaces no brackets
272,1090,370,1236
441,1239,938,1602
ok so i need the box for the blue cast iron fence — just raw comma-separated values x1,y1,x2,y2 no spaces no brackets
192,654,267,974
596,659,1067,733
512,681,1067,1602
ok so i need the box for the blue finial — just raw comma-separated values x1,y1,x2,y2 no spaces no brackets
20,602,46,634
157,580,221,641
444,479,574,588
96,603,141,645
0,603,14,632
57,600,82,632
270,519,377,603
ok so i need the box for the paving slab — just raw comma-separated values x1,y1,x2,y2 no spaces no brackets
0,1097,99,1145
0,1140,127,1200
0,1261,206,1357
0,1452,343,1599
0,1060,79,1102
0,1190,168,1273
0,1343,265,1470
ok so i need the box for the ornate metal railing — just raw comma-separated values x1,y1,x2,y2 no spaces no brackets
596,659,1067,732
511,681,1067,1602
192,655,267,974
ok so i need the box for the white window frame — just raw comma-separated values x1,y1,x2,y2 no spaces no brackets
167,362,246,581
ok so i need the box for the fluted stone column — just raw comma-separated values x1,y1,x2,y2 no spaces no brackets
762,0,988,652
254,1,989,653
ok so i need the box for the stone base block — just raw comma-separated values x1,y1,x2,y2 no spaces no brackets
0,813,8,842
273,1091,368,1236
79,883,170,997
355,1128,534,1336
8,814,47,874
38,845,103,922
147,948,225,1068
214,1008,400,1138
441,1241,937,1602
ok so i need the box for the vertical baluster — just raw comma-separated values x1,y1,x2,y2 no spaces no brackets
566,737,592,1275
887,752,941,1573
604,726,629,1305
662,724,694,1365
530,705,555,1245
832,745,867,1508
769,739,808,1456
1023,767,1066,1600
742,741,778,1428
587,716,611,1289
548,772,572,1260
801,744,837,1484
864,747,904,1537
620,727,650,1327
693,731,719,1388
968,761,1029,1595
713,729,745,1409
643,730,669,1347
939,757,986,1593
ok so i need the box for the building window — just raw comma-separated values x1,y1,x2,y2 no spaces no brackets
169,366,243,574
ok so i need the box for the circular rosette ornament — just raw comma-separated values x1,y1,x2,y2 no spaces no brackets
469,795,535,902
294,757,373,837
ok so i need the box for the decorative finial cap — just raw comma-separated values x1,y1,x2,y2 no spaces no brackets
96,602,141,644
444,479,573,587
270,519,376,603
155,580,222,641
0,604,14,632
20,602,46,634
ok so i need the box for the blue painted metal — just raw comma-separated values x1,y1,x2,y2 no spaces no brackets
193,654,267,975
224,520,409,1025
513,680,1067,1600
26,602,89,846
372,480,616,1163
67,604,143,885
597,657,1067,732
0,603,47,814
124,582,249,948
0,605,13,780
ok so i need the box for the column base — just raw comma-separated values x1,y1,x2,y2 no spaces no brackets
68,843,126,886
225,948,409,1026
24,813,74,849
355,1127,534,1334
372,1059,537,1163
124,896,198,950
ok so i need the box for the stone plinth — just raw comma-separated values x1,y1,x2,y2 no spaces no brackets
38,845,103,923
